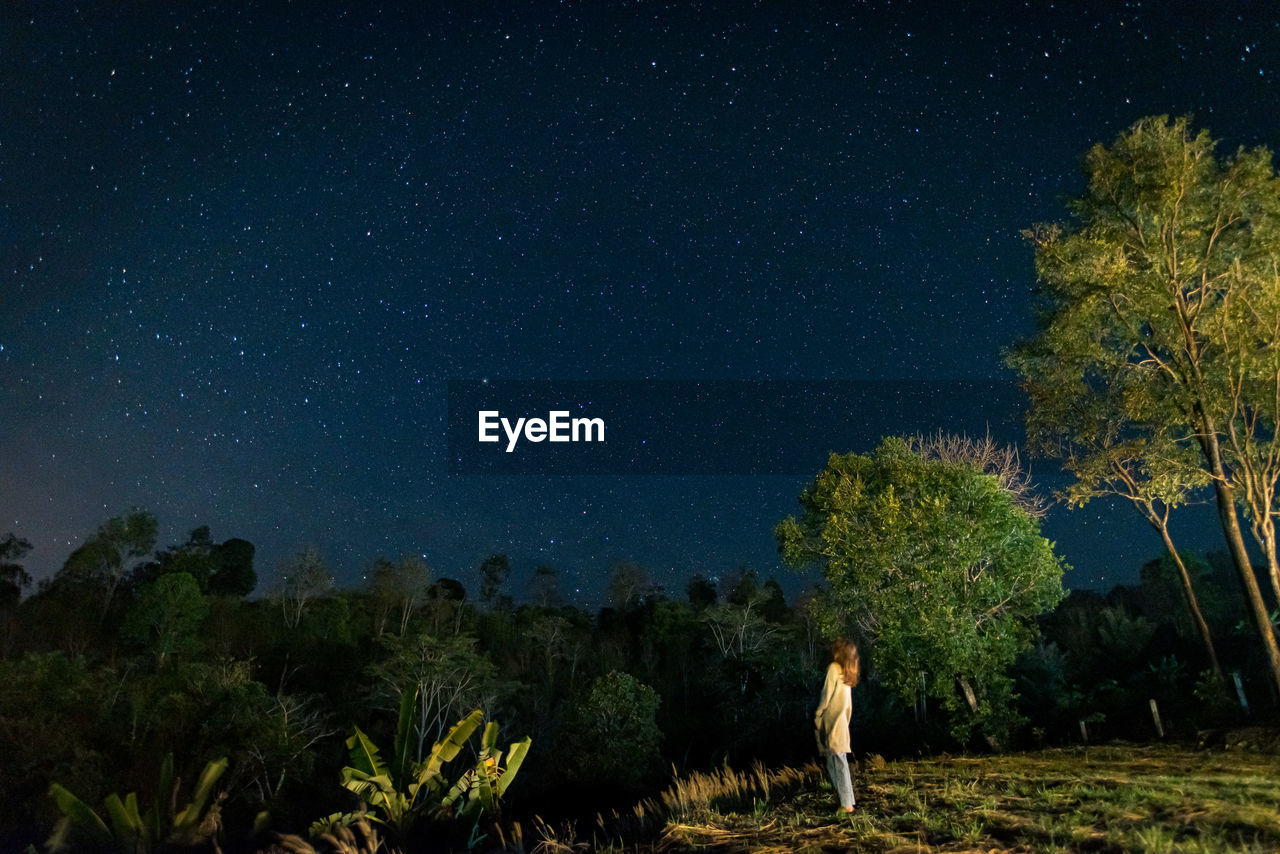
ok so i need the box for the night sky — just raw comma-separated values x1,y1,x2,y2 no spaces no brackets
4,1,1278,603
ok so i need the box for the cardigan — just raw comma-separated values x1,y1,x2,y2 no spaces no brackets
814,661,852,755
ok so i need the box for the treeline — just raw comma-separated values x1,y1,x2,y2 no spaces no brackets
0,510,1274,850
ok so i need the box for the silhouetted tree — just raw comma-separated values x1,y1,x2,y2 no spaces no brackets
0,533,32,612
209,537,256,597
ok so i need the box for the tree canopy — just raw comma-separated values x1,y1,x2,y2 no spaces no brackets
776,437,1066,744
1007,115,1280,692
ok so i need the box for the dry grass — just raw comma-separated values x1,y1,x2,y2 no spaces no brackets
539,743,1280,853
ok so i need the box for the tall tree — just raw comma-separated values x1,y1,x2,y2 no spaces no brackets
1009,115,1280,692
606,560,659,610
0,533,32,611
776,437,1066,745
122,571,209,666
209,537,256,597
478,553,511,610
366,555,431,636
58,510,158,614
271,545,334,629
1002,350,1226,683
527,564,562,609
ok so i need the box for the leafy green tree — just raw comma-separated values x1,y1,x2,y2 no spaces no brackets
123,572,209,666
0,652,117,824
1009,115,1280,692
59,510,158,614
776,437,1067,745
562,671,662,792
135,526,217,591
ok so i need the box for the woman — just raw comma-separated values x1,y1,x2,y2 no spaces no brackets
814,637,859,813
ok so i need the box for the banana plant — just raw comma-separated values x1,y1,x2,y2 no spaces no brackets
338,692,530,839
437,719,531,822
47,754,228,853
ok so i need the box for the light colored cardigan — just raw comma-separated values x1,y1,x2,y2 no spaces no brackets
814,661,852,755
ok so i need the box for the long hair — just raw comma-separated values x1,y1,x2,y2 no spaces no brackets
832,638,860,687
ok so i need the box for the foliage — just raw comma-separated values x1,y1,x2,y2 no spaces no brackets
367,632,499,759
271,546,334,629
338,697,529,840
776,437,1067,745
47,754,227,853
366,555,431,636
122,572,209,665
57,510,158,613
561,671,663,792
0,532,33,611
3,506,1275,850
209,537,257,597
1008,114,1280,692
477,554,511,610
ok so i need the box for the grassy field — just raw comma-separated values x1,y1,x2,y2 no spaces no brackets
532,742,1280,853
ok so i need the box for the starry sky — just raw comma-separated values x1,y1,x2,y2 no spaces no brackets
4,1,1278,603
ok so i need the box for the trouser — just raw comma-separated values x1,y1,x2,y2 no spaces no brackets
824,752,855,809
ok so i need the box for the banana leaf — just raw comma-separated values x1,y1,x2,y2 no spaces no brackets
102,792,146,853
391,688,417,783
421,710,483,780
346,725,389,779
172,757,228,837
497,737,531,797
150,753,174,840
47,784,111,850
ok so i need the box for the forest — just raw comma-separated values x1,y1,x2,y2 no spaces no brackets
0,493,1275,852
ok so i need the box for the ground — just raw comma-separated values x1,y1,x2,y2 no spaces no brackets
562,743,1280,853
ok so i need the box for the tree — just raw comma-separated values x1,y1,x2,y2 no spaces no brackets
209,537,256,597
136,526,218,590
685,574,717,612
776,437,1067,745
270,546,334,629
527,564,562,609
368,633,499,760
606,560,659,610
122,572,209,666
367,555,432,636
1009,115,1280,693
561,671,662,793
1020,386,1225,683
0,533,33,611
478,553,511,610
58,510,158,614
704,588,785,660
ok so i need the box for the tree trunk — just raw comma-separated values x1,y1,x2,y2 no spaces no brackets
956,676,1001,751
1153,520,1225,685
1204,440,1280,696
1261,519,1280,617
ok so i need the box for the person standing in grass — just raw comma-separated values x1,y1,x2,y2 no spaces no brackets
815,637,860,813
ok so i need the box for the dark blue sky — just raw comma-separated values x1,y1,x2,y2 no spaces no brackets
3,1,1275,603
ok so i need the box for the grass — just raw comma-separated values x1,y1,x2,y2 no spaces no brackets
543,743,1280,853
